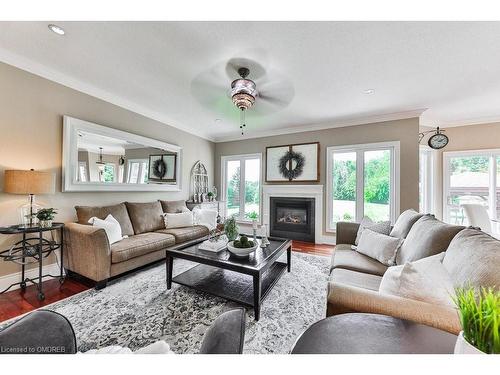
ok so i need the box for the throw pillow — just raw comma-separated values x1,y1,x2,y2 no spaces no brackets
88,214,123,244
354,216,391,245
379,252,456,307
389,209,425,239
163,211,194,229
356,229,403,266
193,208,218,230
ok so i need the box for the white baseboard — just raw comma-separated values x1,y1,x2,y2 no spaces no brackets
0,262,61,293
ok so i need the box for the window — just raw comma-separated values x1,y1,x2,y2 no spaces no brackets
443,149,500,225
419,146,435,213
78,162,88,182
127,159,149,184
221,154,261,222
326,142,400,231
102,163,115,183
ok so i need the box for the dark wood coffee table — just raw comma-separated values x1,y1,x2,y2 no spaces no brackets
166,237,292,320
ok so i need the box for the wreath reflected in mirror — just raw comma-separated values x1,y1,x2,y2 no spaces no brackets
279,150,305,180
152,156,167,179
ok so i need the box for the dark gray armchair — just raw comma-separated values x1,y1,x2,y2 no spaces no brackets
199,308,246,354
0,310,77,354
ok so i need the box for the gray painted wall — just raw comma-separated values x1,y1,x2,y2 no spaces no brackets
0,62,214,277
215,117,420,240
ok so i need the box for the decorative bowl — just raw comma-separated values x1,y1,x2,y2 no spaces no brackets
226,240,258,257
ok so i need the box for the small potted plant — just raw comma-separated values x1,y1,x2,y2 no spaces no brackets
36,208,57,228
453,286,500,354
207,191,214,202
224,216,239,242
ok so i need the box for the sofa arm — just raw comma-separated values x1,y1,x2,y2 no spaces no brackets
327,282,461,334
63,222,111,282
335,222,360,245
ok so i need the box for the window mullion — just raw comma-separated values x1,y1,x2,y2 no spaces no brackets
356,150,364,221
239,158,246,221
489,154,497,220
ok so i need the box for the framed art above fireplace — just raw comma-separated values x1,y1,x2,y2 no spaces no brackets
265,142,319,183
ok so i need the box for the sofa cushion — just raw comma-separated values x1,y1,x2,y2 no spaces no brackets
75,203,135,236
156,225,209,244
125,201,165,234
354,217,391,245
356,229,403,266
379,253,455,307
111,232,175,263
389,209,425,239
396,215,464,265
331,248,388,276
160,200,189,213
329,268,382,291
442,228,500,289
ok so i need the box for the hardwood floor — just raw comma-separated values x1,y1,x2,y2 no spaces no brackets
0,240,334,323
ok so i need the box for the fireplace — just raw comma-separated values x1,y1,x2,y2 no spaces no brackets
270,197,315,242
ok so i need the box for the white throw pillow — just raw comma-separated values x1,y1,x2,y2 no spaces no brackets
88,214,123,245
356,229,403,266
354,216,391,245
163,211,194,229
193,207,218,230
379,252,456,307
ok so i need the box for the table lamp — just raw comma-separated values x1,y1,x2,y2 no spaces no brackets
4,169,55,227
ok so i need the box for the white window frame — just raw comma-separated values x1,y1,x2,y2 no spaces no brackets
419,145,436,214
220,153,262,224
127,158,149,184
326,141,400,232
443,148,500,223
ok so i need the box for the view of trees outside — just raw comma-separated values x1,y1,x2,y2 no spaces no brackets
226,158,260,220
102,164,115,182
332,150,391,223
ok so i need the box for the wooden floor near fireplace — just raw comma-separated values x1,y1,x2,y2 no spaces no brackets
0,241,335,323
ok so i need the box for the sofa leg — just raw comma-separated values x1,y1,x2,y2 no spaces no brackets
95,279,108,290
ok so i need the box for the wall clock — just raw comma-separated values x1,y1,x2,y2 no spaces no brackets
427,127,449,149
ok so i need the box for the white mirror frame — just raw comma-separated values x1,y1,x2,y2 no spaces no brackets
62,116,182,192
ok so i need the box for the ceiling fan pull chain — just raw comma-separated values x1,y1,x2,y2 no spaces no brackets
240,108,246,135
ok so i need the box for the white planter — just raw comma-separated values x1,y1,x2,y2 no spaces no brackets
454,331,485,354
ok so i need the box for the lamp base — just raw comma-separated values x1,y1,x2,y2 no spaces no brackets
18,194,42,227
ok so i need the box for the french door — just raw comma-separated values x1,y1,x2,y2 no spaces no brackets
443,150,500,225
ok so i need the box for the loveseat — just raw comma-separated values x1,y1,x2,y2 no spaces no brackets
327,211,500,334
63,200,209,288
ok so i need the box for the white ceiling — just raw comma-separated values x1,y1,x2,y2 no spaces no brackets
1,21,500,142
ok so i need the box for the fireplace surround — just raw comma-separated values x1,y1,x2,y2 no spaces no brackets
270,197,315,242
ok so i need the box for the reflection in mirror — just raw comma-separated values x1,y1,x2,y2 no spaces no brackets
77,131,160,184
63,116,182,192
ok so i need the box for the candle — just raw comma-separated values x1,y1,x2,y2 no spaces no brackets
252,220,258,230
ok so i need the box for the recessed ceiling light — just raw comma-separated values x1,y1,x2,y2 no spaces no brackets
214,119,222,124
364,89,375,95
48,24,65,36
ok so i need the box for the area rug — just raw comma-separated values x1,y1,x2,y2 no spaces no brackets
9,252,330,354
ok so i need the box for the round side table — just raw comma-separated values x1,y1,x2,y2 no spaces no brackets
291,313,457,354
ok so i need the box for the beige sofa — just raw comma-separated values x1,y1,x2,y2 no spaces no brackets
63,200,209,289
327,213,500,334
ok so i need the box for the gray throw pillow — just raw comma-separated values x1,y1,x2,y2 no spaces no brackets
356,229,403,266
396,215,464,265
389,209,425,239
354,216,391,245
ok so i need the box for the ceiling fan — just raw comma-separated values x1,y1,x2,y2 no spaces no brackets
190,57,294,135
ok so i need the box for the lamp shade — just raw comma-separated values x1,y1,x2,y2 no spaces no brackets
4,170,55,195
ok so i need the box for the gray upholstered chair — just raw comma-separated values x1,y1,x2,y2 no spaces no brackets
199,308,246,354
0,310,77,354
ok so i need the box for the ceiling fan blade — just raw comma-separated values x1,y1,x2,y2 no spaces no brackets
225,57,267,80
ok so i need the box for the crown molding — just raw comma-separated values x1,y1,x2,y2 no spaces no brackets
431,115,500,128
213,109,427,143
0,47,216,142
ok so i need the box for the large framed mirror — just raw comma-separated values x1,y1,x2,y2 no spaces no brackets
62,116,182,192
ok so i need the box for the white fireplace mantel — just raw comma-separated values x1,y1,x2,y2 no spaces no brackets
262,184,324,243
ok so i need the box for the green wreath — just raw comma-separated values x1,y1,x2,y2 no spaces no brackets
279,150,305,180
153,157,167,179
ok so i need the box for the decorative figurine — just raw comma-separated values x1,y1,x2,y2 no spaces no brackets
260,224,270,248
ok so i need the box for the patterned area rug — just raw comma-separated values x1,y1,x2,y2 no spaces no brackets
8,252,330,354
